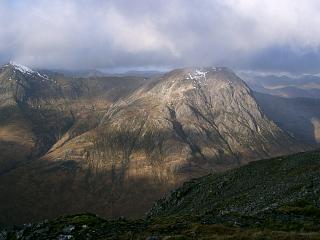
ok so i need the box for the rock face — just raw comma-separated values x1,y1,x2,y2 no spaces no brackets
0,64,303,225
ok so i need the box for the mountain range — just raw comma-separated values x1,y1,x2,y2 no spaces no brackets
0,63,318,225
239,71,320,99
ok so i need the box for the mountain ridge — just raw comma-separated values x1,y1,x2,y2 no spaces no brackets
0,63,309,225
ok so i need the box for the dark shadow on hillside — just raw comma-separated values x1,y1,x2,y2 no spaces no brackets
0,158,171,226
254,91,320,145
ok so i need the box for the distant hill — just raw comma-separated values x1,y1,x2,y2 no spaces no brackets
254,92,320,145
39,68,164,78
239,71,320,99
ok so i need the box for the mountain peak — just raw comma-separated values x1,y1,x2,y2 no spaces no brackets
164,66,238,84
3,61,50,80
145,66,243,100
9,61,35,75
185,67,232,82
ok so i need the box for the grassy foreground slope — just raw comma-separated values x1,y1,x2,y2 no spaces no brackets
149,150,320,217
2,150,320,239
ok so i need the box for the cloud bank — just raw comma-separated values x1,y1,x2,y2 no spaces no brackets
1,0,320,72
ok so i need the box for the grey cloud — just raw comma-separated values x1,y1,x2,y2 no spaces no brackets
1,0,320,72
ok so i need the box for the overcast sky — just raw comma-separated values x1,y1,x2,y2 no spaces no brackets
1,0,320,72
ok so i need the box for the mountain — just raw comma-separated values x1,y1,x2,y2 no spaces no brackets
239,71,320,99
83,67,298,171
0,64,304,225
0,62,147,172
39,68,107,78
3,150,320,239
0,62,73,173
253,92,320,145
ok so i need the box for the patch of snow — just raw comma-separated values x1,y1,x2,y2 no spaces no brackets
10,61,34,75
257,125,261,133
188,69,209,88
10,61,50,81
195,69,208,76
37,72,50,80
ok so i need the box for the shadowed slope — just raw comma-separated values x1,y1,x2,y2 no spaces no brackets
3,150,320,239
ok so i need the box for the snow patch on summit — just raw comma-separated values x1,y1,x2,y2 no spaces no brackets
186,68,209,88
9,61,51,81
195,69,208,77
10,61,34,75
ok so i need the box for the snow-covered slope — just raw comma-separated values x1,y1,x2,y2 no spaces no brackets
8,61,51,81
